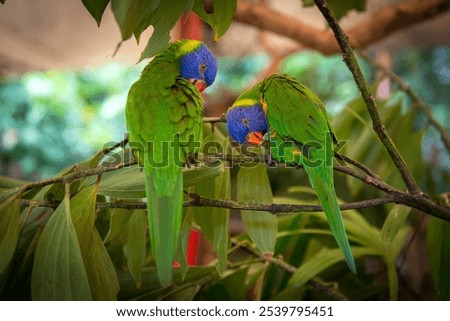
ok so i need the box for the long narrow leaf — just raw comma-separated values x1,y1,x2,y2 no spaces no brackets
71,185,119,300
238,164,277,255
32,191,91,300
0,198,20,280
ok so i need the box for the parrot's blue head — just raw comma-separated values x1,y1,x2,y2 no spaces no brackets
226,100,269,145
178,40,217,92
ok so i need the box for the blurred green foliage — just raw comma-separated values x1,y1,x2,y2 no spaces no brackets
0,64,143,179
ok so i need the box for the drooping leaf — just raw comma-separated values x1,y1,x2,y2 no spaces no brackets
193,0,237,40
192,129,230,274
238,164,277,255
0,175,29,189
111,0,156,41
301,0,367,21
81,0,110,26
104,208,133,243
381,205,411,245
427,217,450,300
288,246,378,289
139,0,194,61
87,163,222,199
123,210,147,288
0,197,20,281
71,185,119,300
118,266,217,300
32,192,91,300
333,96,424,195
193,166,230,273
176,208,194,278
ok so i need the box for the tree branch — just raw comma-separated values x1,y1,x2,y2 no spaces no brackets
359,51,450,154
233,0,450,55
313,0,421,195
5,149,449,220
0,159,136,204
232,239,349,300
21,194,394,213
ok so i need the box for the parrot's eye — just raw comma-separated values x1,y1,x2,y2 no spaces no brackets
242,118,250,127
199,62,207,73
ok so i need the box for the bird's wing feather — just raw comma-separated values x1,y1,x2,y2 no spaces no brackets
261,75,335,146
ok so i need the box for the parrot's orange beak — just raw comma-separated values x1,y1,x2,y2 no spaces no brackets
246,131,264,145
191,79,207,92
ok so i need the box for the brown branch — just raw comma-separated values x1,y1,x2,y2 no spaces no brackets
359,51,450,154
0,159,137,204
232,240,349,300
233,0,450,55
23,195,394,213
313,0,421,195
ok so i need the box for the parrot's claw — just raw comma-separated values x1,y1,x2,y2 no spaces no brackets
185,153,200,168
264,154,277,168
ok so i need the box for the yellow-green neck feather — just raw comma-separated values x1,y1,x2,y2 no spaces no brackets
174,39,203,59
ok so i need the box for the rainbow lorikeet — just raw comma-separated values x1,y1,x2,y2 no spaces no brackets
226,74,356,273
125,39,217,286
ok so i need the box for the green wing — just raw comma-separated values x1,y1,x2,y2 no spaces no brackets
261,74,335,147
125,56,203,286
260,75,356,273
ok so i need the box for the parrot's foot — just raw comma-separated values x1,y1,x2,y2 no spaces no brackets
264,154,277,168
185,153,200,168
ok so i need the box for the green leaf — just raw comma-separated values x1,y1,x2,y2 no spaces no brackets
301,0,366,21
176,208,194,278
193,163,230,274
0,0,5,4
32,192,92,300
193,0,237,40
0,197,20,281
381,205,410,245
288,246,378,289
139,0,194,61
333,96,424,195
81,0,110,26
192,129,231,274
104,208,133,243
427,217,450,300
238,164,277,254
89,164,222,199
123,210,147,288
118,266,217,300
111,0,155,41
71,185,119,300
0,175,29,189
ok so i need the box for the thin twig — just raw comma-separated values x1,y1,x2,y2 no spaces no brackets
359,51,450,154
313,0,421,195
21,195,393,213
0,159,136,204
232,240,348,300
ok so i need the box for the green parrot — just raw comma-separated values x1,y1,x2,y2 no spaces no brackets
226,74,356,273
125,39,217,286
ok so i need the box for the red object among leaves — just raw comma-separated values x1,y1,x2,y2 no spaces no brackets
175,11,203,267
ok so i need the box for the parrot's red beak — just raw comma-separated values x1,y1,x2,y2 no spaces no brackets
191,79,207,92
246,131,264,145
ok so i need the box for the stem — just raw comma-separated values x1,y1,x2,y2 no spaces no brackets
233,240,348,300
360,51,450,154
313,0,421,195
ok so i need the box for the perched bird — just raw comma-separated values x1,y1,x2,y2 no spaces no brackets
125,39,217,286
226,75,356,273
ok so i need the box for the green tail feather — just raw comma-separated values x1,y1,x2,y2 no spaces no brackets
305,166,357,273
145,169,183,287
